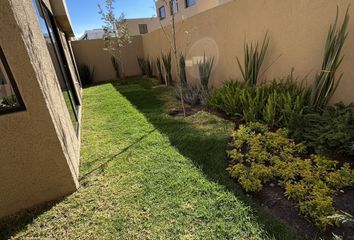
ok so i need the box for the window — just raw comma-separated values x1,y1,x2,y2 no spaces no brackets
32,0,80,133
138,24,148,34
159,6,166,20
0,47,25,114
170,0,179,14
185,0,196,8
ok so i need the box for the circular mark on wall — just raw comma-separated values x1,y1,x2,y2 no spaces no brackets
185,37,220,82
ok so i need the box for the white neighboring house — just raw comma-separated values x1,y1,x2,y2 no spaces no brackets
78,29,105,40
78,18,160,40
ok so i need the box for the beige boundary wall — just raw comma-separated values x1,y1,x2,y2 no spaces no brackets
71,0,354,104
142,0,354,104
72,36,144,82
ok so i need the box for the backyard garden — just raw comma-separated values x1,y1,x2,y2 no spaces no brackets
1,3,353,240
134,7,354,239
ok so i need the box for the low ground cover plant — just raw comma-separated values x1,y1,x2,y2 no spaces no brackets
227,122,354,229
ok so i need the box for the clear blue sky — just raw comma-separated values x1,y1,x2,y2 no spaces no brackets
66,0,157,37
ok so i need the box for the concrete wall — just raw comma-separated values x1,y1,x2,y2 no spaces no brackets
143,0,354,104
0,0,80,217
72,36,144,82
127,18,160,36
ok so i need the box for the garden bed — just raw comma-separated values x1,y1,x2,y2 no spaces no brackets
251,182,354,238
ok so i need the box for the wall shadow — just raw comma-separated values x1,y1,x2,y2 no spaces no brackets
112,81,312,240
0,199,64,240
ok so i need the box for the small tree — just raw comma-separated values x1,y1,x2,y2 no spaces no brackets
158,0,188,115
98,0,131,78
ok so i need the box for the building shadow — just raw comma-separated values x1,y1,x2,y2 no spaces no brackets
0,199,64,240
112,80,315,240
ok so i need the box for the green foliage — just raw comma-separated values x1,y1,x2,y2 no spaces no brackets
179,53,187,86
162,52,172,86
137,57,146,75
79,64,95,86
156,57,164,84
240,87,265,122
111,56,121,79
236,33,270,85
198,53,214,91
326,163,354,189
146,57,154,78
98,0,131,70
176,84,201,106
227,123,354,229
1,95,18,108
310,7,350,110
208,74,311,130
208,80,249,116
301,102,354,156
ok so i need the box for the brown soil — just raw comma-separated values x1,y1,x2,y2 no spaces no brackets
168,106,204,118
251,184,318,238
251,184,354,239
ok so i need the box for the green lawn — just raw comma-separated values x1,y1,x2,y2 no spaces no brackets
1,78,298,239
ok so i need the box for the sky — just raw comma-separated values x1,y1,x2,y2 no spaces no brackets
66,0,157,37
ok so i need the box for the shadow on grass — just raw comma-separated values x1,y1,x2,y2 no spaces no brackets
0,199,64,240
112,80,314,240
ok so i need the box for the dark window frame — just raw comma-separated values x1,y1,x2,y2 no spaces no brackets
170,0,179,14
0,46,26,115
159,5,166,20
36,0,80,134
138,24,148,34
185,0,196,8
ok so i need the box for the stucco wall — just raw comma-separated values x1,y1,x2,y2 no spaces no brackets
144,0,354,104
0,0,80,217
126,18,160,36
72,36,144,82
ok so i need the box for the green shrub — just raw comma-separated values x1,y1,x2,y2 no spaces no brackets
162,52,172,85
198,53,214,91
227,123,354,229
310,7,350,110
156,57,164,84
208,80,249,116
208,75,310,129
301,102,354,156
146,57,154,78
177,84,201,106
79,64,95,86
111,56,120,79
236,33,270,85
240,87,265,123
179,54,187,86
137,57,146,75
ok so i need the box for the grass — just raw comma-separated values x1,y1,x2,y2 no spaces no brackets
1,78,298,239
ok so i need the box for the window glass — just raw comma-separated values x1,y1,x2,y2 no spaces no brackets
159,6,166,19
185,0,196,8
0,47,25,114
32,0,79,133
170,0,179,14
138,24,148,34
